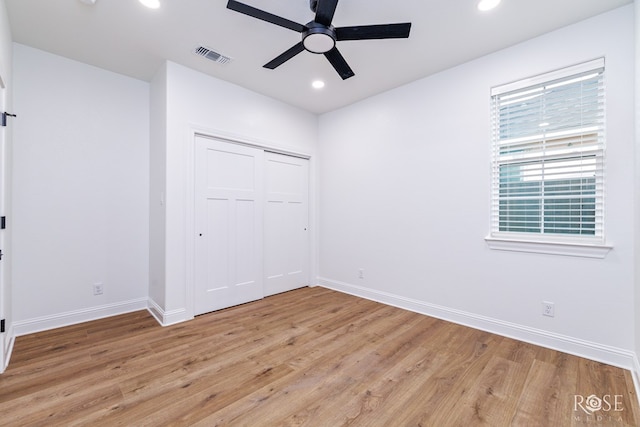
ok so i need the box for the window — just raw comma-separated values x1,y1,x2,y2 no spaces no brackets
489,59,605,246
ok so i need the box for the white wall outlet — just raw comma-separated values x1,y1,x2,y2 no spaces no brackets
93,282,104,296
358,269,364,279
542,301,555,317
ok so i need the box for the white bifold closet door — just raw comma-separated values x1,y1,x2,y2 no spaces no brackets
264,152,309,297
194,137,310,316
194,136,264,315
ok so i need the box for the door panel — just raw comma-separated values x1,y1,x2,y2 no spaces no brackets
195,136,264,315
205,198,229,291
264,153,309,296
235,199,256,286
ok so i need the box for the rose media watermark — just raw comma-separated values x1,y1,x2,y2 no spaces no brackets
574,394,623,414
573,394,624,423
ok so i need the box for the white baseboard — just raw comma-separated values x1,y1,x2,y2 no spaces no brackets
147,298,190,327
13,298,149,337
317,277,637,371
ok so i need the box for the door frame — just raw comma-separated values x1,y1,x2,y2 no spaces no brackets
185,126,316,320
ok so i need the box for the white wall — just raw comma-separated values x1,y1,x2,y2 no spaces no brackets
148,61,318,324
318,5,636,368
12,44,150,334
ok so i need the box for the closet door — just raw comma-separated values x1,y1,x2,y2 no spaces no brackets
264,152,309,296
194,136,264,315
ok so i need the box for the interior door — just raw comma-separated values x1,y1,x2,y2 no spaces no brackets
264,152,309,296
194,136,264,315
0,77,7,372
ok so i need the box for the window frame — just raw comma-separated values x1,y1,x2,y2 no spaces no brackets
485,59,612,258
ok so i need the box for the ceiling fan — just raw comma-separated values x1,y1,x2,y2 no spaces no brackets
226,0,412,80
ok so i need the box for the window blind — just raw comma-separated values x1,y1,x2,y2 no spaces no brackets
490,59,605,240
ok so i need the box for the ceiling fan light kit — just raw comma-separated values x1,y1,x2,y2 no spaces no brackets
226,0,411,80
302,23,336,54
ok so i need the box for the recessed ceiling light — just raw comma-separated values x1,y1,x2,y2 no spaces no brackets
478,0,501,11
139,0,160,9
312,80,325,89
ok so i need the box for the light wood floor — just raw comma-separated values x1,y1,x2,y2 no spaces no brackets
1,287,638,426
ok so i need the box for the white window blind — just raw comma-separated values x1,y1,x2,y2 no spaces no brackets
490,59,605,241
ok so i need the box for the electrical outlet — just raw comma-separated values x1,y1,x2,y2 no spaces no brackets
358,269,364,279
93,283,104,296
542,301,555,317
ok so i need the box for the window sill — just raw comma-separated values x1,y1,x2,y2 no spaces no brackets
484,236,612,259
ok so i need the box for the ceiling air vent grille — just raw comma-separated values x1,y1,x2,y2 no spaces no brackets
194,46,231,65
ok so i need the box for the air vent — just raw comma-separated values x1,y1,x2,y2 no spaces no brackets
194,46,231,65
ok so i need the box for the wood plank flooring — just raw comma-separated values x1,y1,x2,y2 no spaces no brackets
1,287,638,426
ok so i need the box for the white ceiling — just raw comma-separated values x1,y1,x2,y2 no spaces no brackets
5,0,632,114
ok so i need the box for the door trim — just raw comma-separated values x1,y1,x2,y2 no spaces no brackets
184,125,315,321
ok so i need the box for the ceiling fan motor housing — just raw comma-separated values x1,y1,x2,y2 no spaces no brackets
302,22,336,53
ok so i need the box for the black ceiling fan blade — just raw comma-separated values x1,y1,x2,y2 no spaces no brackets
336,23,412,41
314,0,339,27
227,0,306,33
324,47,354,80
264,42,305,69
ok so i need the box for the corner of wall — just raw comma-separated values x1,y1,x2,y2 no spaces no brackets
149,61,168,311
146,297,189,327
